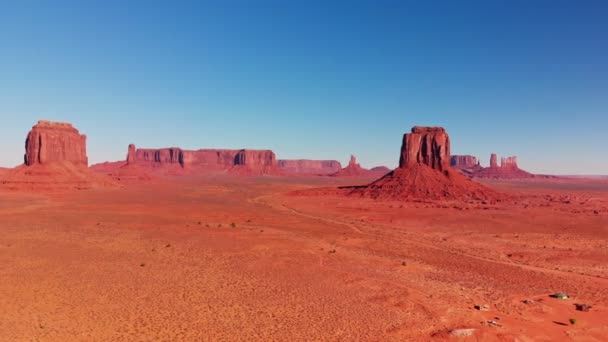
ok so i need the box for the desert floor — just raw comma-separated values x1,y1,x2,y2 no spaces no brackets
0,175,607,341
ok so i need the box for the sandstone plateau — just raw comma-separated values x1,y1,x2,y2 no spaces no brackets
94,145,283,177
350,126,498,201
1,121,113,190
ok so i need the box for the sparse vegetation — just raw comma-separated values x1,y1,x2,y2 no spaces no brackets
231,222,236,228
570,318,577,325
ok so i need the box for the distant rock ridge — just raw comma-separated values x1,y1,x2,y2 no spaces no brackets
122,145,281,175
277,159,342,175
473,154,534,179
330,155,376,177
450,155,478,169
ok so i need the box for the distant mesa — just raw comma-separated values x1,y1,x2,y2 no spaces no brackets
451,152,536,179
450,155,479,170
370,166,391,175
349,126,499,201
93,144,283,177
1,120,114,190
277,159,342,175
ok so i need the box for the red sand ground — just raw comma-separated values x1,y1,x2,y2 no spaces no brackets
0,174,606,341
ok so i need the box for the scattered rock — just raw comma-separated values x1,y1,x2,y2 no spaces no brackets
550,293,570,300
575,304,591,312
475,304,490,311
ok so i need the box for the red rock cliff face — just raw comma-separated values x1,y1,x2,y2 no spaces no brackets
399,126,450,171
234,150,276,167
24,120,88,166
134,148,184,167
450,155,478,169
278,160,342,174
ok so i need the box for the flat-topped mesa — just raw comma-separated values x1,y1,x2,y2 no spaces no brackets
490,154,499,168
24,120,88,166
501,156,518,169
450,155,478,169
124,145,279,175
399,126,450,171
277,160,342,175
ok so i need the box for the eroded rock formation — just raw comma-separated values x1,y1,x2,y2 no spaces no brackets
24,120,88,166
399,126,450,172
490,154,499,169
330,155,374,177
122,145,280,175
350,126,498,201
450,155,478,169
2,121,114,190
278,160,342,175
473,154,533,179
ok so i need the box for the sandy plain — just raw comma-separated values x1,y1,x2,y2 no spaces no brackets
0,175,607,341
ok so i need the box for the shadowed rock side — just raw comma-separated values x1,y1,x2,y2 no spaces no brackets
278,159,342,175
350,126,500,201
2,121,115,190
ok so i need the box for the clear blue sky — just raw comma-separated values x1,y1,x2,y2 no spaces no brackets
1,0,606,174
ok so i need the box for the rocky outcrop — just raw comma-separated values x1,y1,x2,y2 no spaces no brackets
330,155,375,177
451,155,478,169
399,126,450,172
350,126,499,201
278,160,342,175
133,147,185,167
501,156,518,169
490,154,498,169
473,154,533,179
24,120,88,166
2,121,114,191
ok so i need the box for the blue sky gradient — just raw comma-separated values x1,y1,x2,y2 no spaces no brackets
1,0,606,174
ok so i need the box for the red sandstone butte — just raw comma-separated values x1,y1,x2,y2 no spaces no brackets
278,160,342,175
350,126,498,201
399,126,450,171
2,121,113,190
24,120,88,166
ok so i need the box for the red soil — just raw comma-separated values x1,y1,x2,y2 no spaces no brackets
0,175,606,340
